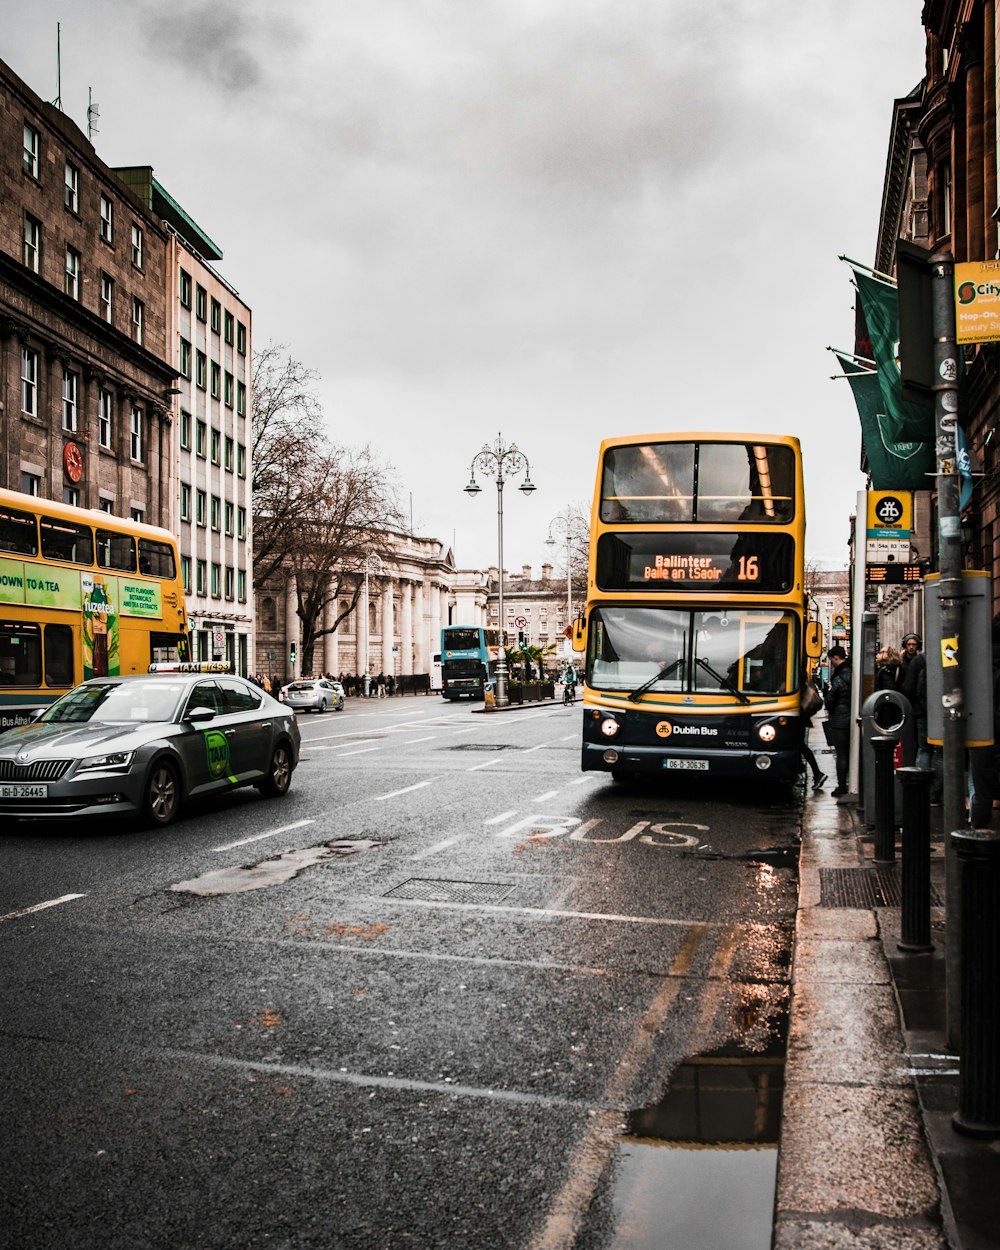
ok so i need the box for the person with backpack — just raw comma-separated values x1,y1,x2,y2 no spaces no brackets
969,616,1000,827
824,645,852,797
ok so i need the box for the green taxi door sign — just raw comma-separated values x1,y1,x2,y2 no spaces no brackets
204,729,235,781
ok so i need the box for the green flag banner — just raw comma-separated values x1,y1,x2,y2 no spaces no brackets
854,270,935,443
835,353,935,491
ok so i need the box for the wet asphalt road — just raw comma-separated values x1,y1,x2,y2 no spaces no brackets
1,693,802,1250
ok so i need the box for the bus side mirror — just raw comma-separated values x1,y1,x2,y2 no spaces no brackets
571,615,587,653
805,621,823,660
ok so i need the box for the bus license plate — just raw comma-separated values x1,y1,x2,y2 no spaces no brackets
665,760,709,772
0,784,48,798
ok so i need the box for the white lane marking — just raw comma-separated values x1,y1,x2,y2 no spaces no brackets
533,790,561,803
411,836,462,860
303,739,382,751
385,897,710,928
567,776,594,786
338,747,380,757
449,727,480,735
467,759,498,772
524,739,562,754
0,894,86,924
212,819,315,852
403,736,438,745
298,731,384,743
484,810,517,825
374,780,434,801
560,735,577,742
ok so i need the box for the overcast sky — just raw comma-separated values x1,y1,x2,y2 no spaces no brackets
6,2,926,574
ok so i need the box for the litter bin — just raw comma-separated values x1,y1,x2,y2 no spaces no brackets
860,689,913,828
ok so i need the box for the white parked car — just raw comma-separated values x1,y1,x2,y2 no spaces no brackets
280,678,345,713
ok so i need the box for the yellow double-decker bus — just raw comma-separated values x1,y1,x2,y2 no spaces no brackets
0,487,189,730
577,434,821,783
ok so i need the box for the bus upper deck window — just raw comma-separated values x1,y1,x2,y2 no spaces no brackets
40,517,94,565
0,505,39,556
96,530,137,572
138,539,176,579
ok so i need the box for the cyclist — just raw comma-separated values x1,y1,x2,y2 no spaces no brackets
562,663,578,705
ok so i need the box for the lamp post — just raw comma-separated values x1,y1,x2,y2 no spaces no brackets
464,434,536,708
546,508,588,655
361,550,384,685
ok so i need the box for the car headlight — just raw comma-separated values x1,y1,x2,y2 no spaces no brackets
77,750,135,773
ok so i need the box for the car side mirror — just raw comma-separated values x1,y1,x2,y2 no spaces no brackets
185,706,216,723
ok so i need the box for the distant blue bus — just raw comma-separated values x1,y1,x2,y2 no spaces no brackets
440,626,507,700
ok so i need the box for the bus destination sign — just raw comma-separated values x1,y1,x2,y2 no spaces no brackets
596,533,794,594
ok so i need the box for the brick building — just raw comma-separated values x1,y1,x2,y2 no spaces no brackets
0,58,175,522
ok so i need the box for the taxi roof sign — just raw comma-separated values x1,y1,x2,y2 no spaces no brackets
148,661,233,674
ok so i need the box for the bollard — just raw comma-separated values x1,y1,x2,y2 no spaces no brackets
896,767,934,953
951,828,1000,1138
871,735,896,864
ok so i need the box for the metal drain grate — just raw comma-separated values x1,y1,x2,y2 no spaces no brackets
450,743,521,752
819,866,942,909
384,878,517,905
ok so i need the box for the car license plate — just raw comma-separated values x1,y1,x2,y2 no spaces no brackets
0,783,48,798
665,759,709,772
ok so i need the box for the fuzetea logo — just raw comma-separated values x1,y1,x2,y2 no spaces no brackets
205,730,230,778
957,281,1000,304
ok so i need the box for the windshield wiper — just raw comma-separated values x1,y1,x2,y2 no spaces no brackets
628,657,685,702
695,656,750,704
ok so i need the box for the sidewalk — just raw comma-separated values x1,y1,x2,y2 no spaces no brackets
774,772,1000,1249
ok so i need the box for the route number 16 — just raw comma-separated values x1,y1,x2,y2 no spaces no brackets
737,556,759,581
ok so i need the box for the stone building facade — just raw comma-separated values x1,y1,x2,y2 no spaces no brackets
0,58,175,522
485,562,579,660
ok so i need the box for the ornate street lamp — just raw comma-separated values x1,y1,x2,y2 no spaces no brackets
464,434,536,708
546,507,588,654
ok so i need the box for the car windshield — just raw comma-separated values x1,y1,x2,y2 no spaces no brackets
40,680,187,724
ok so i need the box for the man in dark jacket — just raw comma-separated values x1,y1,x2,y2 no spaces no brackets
900,633,929,766
824,645,852,797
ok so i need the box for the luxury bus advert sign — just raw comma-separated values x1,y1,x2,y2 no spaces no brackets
955,260,1000,345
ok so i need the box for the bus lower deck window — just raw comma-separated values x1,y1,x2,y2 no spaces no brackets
0,621,41,685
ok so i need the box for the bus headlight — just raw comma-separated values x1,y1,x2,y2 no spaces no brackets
600,718,620,737
754,755,772,771
603,749,620,764
757,723,777,744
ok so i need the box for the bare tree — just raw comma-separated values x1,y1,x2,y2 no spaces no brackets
547,502,591,614
251,343,327,587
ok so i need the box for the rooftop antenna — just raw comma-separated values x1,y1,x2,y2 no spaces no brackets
52,23,62,110
87,88,100,142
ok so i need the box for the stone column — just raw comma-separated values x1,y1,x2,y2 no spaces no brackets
413,581,427,674
382,579,395,673
400,581,414,675
429,582,442,660
324,583,339,675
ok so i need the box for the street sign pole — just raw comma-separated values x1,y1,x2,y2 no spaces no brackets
931,249,965,1050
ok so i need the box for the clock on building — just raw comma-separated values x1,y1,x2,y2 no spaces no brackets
63,442,84,483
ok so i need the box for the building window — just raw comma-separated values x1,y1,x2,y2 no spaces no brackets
130,406,144,461
179,409,191,449
237,506,246,539
211,362,221,399
196,420,207,458
224,436,234,471
20,347,37,416
23,215,40,272
196,351,207,390
179,268,192,308
99,497,114,514
100,194,113,243
211,563,221,597
237,569,246,602
180,483,191,521
237,443,246,476
225,566,234,599
196,285,207,321
210,298,221,333
181,556,192,593
179,337,191,378
196,490,206,526
132,297,144,345
211,428,221,464
62,369,79,431
100,273,113,323
211,495,221,531
64,247,81,300
20,472,40,496
224,372,234,408
130,507,144,523
64,161,79,212
224,501,234,535
196,560,207,595
236,321,247,355
130,223,143,268
224,310,234,344
99,389,113,448
23,123,39,178
63,487,80,507
236,381,246,416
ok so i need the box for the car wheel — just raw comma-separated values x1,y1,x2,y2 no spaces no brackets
258,743,293,797
335,698,344,712
144,760,180,826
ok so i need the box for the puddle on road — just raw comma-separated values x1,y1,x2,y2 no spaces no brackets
171,840,378,896
608,1055,784,1250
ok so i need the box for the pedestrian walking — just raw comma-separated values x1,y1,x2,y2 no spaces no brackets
875,646,904,692
376,671,386,698
386,672,395,696
824,645,852,797
800,676,827,789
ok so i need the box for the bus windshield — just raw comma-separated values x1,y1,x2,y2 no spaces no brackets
443,628,483,651
587,605,796,697
600,442,795,525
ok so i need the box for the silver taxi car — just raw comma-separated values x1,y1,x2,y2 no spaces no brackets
0,665,301,826
280,678,345,713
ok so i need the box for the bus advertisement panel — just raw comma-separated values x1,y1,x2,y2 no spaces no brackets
579,435,817,783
